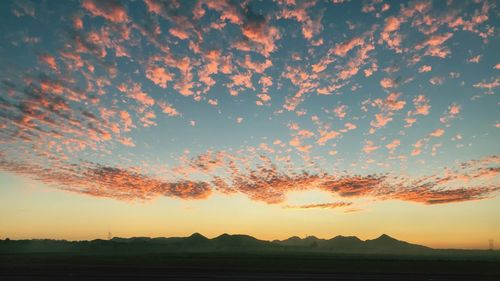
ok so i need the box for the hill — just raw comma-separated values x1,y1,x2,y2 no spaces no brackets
0,233,497,259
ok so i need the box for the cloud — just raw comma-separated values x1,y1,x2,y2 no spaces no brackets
383,16,400,31
239,19,281,57
330,36,365,58
385,139,400,153
429,128,445,137
317,130,340,146
146,66,173,88
415,33,453,58
368,93,406,131
229,71,254,90
380,16,402,52
158,101,180,117
143,0,163,15
241,55,272,74
440,103,461,124
0,159,212,201
256,93,271,105
333,104,347,119
39,54,58,71
388,186,498,205
411,139,425,156
370,113,392,129
285,202,352,209
198,50,223,90
429,76,445,85
278,1,323,41
468,55,482,63
404,95,430,128
0,0,498,212
319,175,385,197
119,110,134,132
73,164,212,200
82,0,128,23
473,77,499,94
118,137,135,147
363,140,379,154
374,92,406,111
0,148,498,206
380,77,396,88
118,83,155,106
412,95,431,115
200,0,245,25
169,27,190,40
289,136,312,153
418,65,432,73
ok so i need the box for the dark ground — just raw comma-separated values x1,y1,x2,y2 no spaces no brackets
1,252,500,280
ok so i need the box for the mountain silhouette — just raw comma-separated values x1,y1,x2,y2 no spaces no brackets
2,234,499,280
211,233,275,250
0,233,439,255
274,233,429,254
326,235,365,251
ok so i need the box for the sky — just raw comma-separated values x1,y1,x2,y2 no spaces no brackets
0,0,499,249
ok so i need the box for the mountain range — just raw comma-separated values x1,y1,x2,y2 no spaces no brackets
0,233,434,255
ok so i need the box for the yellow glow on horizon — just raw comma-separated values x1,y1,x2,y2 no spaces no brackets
1,172,499,249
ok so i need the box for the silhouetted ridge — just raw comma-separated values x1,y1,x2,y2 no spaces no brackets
374,234,397,241
212,234,273,249
187,232,208,241
364,234,430,254
330,235,363,242
325,235,364,250
0,234,434,254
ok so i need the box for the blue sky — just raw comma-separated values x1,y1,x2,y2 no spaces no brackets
0,0,499,244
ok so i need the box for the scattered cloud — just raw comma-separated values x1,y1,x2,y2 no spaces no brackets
0,0,498,212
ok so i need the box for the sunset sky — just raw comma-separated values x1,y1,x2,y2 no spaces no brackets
0,0,499,249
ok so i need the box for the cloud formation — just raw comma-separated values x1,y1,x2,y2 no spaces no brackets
0,0,498,211
1,148,497,207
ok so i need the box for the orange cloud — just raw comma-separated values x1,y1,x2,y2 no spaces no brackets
418,65,432,73
369,93,406,132
146,66,173,88
158,102,180,117
363,140,379,154
429,128,445,137
332,36,365,57
119,110,134,132
240,21,281,57
386,139,400,153
380,16,402,52
412,95,431,115
82,0,128,23
333,104,347,119
473,78,499,93
169,27,190,40
279,1,323,41
1,152,498,207
317,130,340,146
119,83,155,106
380,77,396,88
39,54,58,71
416,33,453,58
285,202,352,209
440,103,461,124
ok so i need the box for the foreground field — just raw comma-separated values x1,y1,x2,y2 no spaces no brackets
1,252,499,281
